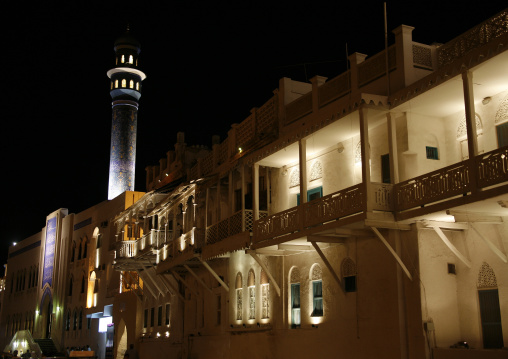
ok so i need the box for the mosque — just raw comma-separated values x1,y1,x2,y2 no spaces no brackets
1,8,507,359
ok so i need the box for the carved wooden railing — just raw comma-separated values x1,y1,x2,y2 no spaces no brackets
206,209,267,245
476,146,508,188
253,206,300,244
116,240,137,258
254,184,365,244
370,182,393,211
395,162,471,211
116,230,171,259
303,184,364,227
437,9,508,67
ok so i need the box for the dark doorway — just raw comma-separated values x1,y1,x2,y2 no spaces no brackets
45,300,52,339
478,289,504,349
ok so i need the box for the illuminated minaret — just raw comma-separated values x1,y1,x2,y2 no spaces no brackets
107,28,146,200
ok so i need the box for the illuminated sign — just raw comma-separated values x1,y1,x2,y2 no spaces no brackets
42,217,56,288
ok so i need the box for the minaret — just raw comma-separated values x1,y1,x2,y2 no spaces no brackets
106,28,146,200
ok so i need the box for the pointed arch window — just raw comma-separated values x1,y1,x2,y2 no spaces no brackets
121,55,125,63
261,270,269,319
129,79,134,89
115,79,119,88
235,273,243,321
128,55,133,64
248,269,256,320
83,240,88,259
289,266,301,328
73,310,78,330
136,82,139,91
310,264,323,317
121,79,126,88
65,311,70,331
78,240,82,260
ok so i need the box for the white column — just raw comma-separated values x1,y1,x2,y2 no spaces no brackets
298,139,307,204
253,163,260,220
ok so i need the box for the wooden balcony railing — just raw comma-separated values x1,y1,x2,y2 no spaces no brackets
253,184,365,244
395,162,471,211
116,230,170,259
206,209,267,245
476,146,508,188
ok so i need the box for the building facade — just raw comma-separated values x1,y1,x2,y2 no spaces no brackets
2,9,508,359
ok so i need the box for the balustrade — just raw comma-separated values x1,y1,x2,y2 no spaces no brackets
370,182,393,211
206,209,267,245
253,184,364,244
395,162,471,211
476,146,508,188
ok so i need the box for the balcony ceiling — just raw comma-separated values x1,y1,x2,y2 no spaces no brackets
392,50,508,118
258,110,385,168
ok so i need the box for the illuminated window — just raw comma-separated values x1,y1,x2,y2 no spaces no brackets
310,264,323,317
129,80,134,89
115,79,119,88
121,55,125,63
289,267,301,328
121,79,126,88
235,273,242,320
136,82,139,91
110,81,113,90
129,55,133,64
165,303,170,325
261,270,269,319
248,269,255,320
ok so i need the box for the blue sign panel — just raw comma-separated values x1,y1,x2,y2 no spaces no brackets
42,217,57,288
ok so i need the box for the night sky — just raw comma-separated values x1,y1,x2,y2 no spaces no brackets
2,1,506,270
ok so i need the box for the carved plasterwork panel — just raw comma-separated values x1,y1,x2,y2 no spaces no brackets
477,262,497,288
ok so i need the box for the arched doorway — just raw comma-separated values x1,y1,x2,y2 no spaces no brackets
41,288,53,339
477,262,504,349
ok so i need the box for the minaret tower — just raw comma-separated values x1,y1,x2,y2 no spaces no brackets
106,28,146,200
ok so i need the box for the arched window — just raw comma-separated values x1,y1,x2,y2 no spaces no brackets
121,55,125,63
289,266,301,328
129,79,134,89
310,264,323,317
121,79,126,88
110,81,113,90
81,274,85,294
261,269,269,319
136,82,139,91
83,239,88,259
78,309,83,330
115,79,119,88
128,55,133,64
77,240,82,260
248,269,255,320
235,273,243,321
73,310,77,330
342,257,357,292
69,276,73,296
65,311,70,331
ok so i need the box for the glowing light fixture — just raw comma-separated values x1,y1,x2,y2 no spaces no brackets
238,147,243,153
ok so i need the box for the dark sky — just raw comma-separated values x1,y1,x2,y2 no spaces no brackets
2,1,506,269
